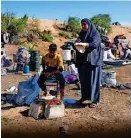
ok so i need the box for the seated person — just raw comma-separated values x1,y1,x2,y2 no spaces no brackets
38,44,65,101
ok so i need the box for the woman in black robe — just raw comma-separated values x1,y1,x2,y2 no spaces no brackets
73,18,103,108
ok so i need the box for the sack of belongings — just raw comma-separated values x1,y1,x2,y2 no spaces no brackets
114,34,129,48
114,34,130,58
62,70,79,84
1,56,13,67
101,71,117,86
64,73,79,84
1,68,7,76
15,47,30,64
69,64,78,74
15,74,39,106
117,39,129,47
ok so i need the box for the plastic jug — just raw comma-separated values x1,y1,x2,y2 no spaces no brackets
23,65,30,74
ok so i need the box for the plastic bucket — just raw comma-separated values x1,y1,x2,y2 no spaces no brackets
62,50,71,61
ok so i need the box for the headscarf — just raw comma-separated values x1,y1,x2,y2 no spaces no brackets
75,18,103,66
78,18,99,42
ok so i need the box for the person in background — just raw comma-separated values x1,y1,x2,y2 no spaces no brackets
73,18,103,108
38,44,65,101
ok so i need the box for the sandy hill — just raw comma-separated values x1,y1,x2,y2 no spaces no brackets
27,18,67,54
5,19,131,56
109,25,131,42
28,18,131,45
28,18,63,35
29,19,131,42
32,19,131,54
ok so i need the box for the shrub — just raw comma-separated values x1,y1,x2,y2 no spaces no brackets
40,33,53,42
59,31,71,39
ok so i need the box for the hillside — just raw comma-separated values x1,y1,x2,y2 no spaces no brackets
28,19,131,44
5,19,131,56
29,19,131,41
26,18,68,55
109,25,131,42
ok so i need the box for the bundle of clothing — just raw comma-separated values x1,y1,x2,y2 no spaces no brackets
15,47,30,72
1,56,13,67
101,71,131,90
114,34,131,59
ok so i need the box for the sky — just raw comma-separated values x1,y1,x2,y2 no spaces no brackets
1,1,131,26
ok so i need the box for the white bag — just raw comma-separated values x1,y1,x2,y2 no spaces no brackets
1,68,7,76
69,64,78,74
103,51,108,61
102,71,117,86
103,49,115,61
107,49,115,59
44,102,65,119
69,64,79,80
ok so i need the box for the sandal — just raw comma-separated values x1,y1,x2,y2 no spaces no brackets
88,102,98,108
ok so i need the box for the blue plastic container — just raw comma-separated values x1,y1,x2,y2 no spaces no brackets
63,97,77,106
23,65,30,74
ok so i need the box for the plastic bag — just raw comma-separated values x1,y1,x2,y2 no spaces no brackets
15,74,39,105
101,71,117,86
64,74,78,84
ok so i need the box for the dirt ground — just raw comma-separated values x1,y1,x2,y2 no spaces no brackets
1,63,131,138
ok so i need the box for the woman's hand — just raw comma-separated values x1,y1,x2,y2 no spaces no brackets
75,39,81,43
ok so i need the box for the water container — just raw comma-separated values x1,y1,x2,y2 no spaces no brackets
29,50,40,71
62,50,71,61
23,65,30,74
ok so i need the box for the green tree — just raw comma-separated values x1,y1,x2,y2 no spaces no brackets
1,11,28,35
1,13,8,32
7,14,28,35
66,17,81,37
23,14,28,20
1,11,15,32
90,14,112,35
